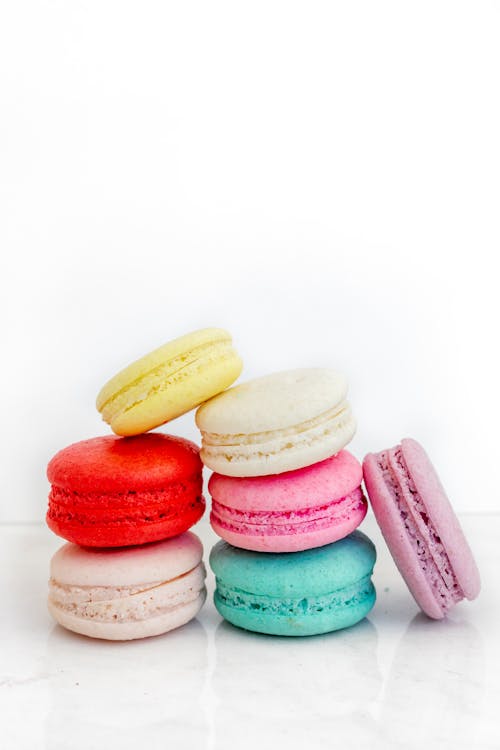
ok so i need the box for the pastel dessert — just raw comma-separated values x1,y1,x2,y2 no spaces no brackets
209,451,367,552
96,328,242,436
196,368,356,477
363,438,480,619
48,532,206,640
209,531,376,636
47,433,204,547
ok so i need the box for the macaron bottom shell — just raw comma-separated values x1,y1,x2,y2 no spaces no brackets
48,588,207,641
46,496,205,548
199,411,356,478
210,500,367,553
213,580,376,637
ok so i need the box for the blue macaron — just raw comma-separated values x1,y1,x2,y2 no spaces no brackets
209,530,376,636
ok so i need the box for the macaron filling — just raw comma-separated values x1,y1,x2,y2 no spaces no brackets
214,575,375,617
201,401,355,463
211,487,366,536
49,564,206,623
99,338,236,423
376,446,463,612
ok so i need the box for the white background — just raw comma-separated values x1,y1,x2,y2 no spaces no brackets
1,1,499,522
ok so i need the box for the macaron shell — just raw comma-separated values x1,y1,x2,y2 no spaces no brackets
97,328,231,407
47,434,202,493
363,441,481,619
213,583,375,637
48,534,207,640
96,328,242,436
208,451,362,512
200,409,356,477
50,533,203,586
46,435,205,547
48,588,206,641
400,439,480,600
196,368,348,434
210,532,377,636
210,531,376,597
209,453,366,552
46,494,205,548
210,504,367,553
363,452,443,619
109,353,243,437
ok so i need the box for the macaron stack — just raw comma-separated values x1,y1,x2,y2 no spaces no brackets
46,325,481,641
46,328,243,640
195,369,378,636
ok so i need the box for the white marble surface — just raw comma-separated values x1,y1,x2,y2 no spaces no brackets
1,514,498,749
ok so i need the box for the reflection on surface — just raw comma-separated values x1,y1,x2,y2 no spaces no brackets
44,619,208,750
212,618,381,749
379,615,484,748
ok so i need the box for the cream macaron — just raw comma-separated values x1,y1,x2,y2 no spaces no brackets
195,368,356,477
48,532,206,640
96,328,242,436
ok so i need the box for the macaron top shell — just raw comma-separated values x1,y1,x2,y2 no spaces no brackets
399,438,480,600
50,532,203,587
96,328,239,411
209,530,376,598
208,450,362,512
196,368,348,434
96,327,242,436
47,433,202,493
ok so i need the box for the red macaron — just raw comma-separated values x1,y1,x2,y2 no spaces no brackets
46,433,205,547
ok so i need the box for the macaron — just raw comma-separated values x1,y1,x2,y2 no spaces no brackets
47,433,205,547
209,451,367,552
209,531,376,636
48,532,206,640
363,438,480,619
196,368,356,477
96,327,242,436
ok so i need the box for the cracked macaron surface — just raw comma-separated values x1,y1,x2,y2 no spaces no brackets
196,368,356,477
46,433,205,547
210,531,376,636
363,438,480,619
48,532,206,640
209,451,367,552
96,327,242,436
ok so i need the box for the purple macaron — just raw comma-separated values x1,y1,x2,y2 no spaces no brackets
363,438,480,619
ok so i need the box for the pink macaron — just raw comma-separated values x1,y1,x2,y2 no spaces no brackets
363,438,480,619
209,450,367,553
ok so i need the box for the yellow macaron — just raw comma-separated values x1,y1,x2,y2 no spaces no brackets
96,328,243,436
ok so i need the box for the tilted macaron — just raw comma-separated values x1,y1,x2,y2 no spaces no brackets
96,328,242,436
48,532,206,640
209,451,367,552
209,531,376,636
363,438,480,619
47,433,205,547
196,368,356,477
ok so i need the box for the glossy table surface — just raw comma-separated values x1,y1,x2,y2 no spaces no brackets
1,514,498,749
